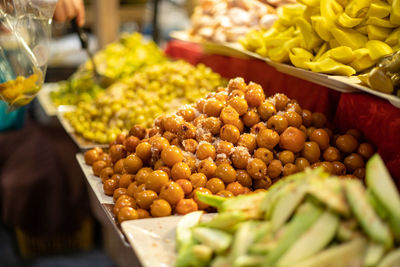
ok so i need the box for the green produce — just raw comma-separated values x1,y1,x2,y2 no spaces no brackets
65,60,225,143
239,0,400,76
175,154,400,267
50,33,167,106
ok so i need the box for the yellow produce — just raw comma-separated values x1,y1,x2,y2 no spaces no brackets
367,25,392,41
390,0,400,25
366,40,394,60
289,48,314,69
240,0,400,76
306,58,356,75
367,1,391,18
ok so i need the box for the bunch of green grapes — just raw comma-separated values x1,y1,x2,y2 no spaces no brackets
65,60,226,144
51,33,167,106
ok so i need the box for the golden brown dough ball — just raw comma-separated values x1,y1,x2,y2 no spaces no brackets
228,96,248,116
302,141,321,163
161,146,183,167
267,115,288,134
336,134,358,154
176,199,198,215
197,159,217,178
220,106,240,125
243,109,261,128
117,207,139,223
136,190,158,210
171,162,191,180
197,142,217,160
258,101,276,121
245,82,265,107
145,170,169,193
256,129,280,150
215,163,237,184
204,98,224,117
247,158,267,180
254,148,274,165
159,181,184,206
206,178,225,194
220,124,241,144
237,134,257,154
150,199,172,217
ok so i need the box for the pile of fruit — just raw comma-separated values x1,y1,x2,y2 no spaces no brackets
189,0,277,43
50,33,167,106
66,61,225,144
175,154,400,267
239,0,400,76
83,77,375,222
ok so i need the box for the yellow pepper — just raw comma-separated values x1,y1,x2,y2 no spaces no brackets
296,17,323,50
305,58,356,75
336,12,364,28
329,38,341,48
366,17,397,28
355,25,368,34
385,28,400,46
298,0,320,7
311,16,333,41
345,0,371,17
321,0,339,22
330,26,368,50
268,46,290,62
303,6,320,21
318,46,355,64
239,30,265,52
314,42,330,61
367,25,392,41
390,0,400,25
366,40,393,60
289,48,314,69
367,1,391,18
350,48,377,71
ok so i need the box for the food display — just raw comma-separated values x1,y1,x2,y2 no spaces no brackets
83,77,375,223
175,154,400,267
50,33,167,106
65,61,225,144
359,50,400,96
188,0,277,43
239,0,400,77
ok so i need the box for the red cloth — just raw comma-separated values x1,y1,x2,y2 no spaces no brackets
165,40,400,182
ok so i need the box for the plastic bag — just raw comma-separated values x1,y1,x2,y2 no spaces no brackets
0,0,57,112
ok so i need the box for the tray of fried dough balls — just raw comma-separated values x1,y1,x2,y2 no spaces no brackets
79,77,375,225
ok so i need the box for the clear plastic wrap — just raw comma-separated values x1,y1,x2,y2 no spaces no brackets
0,0,57,111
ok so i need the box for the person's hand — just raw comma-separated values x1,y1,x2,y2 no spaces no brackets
53,0,85,27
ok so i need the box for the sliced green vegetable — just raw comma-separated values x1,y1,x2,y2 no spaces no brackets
262,202,323,266
364,242,386,267
201,211,246,231
378,249,400,267
366,154,400,241
195,193,226,210
176,211,204,249
277,210,339,266
295,238,367,267
345,179,393,248
193,227,232,253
